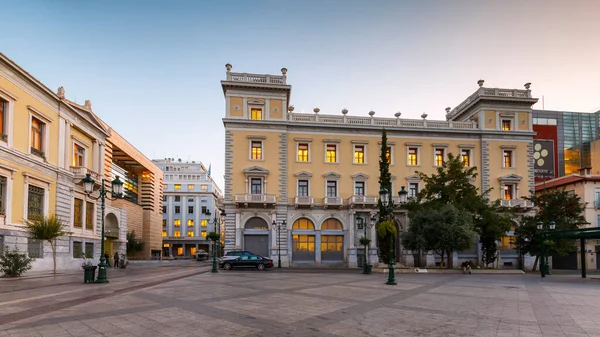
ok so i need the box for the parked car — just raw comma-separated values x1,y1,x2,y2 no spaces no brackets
194,250,209,261
223,250,255,260
219,254,273,271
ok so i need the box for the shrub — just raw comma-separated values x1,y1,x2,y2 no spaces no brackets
359,237,371,246
0,246,35,277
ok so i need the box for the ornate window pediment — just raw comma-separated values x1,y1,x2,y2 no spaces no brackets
498,174,522,183
323,172,341,180
351,173,369,181
243,166,269,177
294,171,313,178
406,174,420,183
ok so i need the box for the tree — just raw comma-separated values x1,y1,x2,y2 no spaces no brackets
126,231,145,259
402,204,477,268
376,128,393,262
514,188,587,271
24,214,69,274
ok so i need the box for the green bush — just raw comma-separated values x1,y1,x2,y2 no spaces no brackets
359,237,371,246
0,246,35,277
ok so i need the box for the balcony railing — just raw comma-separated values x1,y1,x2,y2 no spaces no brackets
447,87,532,120
349,195,378,206
323,197,343,208
70,166,101,182
289,113,476,130
226,72,286,85
234,194,277,204
294,196,314,207
500,199,534,208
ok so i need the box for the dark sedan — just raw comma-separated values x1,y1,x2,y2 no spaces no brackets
219,254,273,271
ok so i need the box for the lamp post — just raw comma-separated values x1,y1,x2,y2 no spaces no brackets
205,209,226,273
537,220,556,278
380,186,408,286
82,173,124,284
356,213,377,274
272,220,287,268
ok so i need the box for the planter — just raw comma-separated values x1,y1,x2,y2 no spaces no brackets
359,237,371,246
83,265,97,283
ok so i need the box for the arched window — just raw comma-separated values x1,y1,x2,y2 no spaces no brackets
292,218,314,230
321,218,342,230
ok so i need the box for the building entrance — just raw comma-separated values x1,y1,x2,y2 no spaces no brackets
243,217,270,257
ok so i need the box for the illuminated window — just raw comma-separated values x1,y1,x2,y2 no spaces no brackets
297,143,309,162
498,236,515,249
502,120,512,131
190,247,196,255
201,184,208,191
177,247,183,255
174,219,181,227
162,219,166,226
188,219,194,226
73,198,83,228
461,149,471,167
434,148,445,167
201,219,207,227
251,141,263,160
187,230,194,237
251,108,262,120
174,230,181,237
354,181,364,196
73,144,85,167
201,230,207,237
162,230,167,237
30,117,45,157
163,243,170,247
354,145,365,164
326,144,337,163
503,150,513,167
408,147,419,166
188,184,195,190
504,185,515,200
385,146,392,164
174,184,181,190
292,218,315,230
321,235,343,254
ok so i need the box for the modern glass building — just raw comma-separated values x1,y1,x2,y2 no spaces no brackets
153,159,223,258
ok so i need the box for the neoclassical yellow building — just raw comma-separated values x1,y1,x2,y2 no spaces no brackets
221,65,537,267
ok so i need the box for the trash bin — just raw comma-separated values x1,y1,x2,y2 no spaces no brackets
83,266,97,283
364,265,373,274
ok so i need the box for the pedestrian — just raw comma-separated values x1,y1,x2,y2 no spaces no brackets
114,251,120,268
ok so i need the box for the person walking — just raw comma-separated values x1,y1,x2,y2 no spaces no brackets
114,251,120,268
104,252,111,267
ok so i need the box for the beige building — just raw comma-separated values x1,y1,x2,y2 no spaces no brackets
221,65,537,267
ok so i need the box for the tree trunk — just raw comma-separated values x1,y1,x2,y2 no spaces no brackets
446,251,452,269
49,240,56,274
531,255,539,272
440,251,445,268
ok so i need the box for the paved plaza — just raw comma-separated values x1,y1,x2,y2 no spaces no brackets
1,264,600,337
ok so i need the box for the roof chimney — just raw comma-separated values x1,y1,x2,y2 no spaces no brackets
579,167,592,176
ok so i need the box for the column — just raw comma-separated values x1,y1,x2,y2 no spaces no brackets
167,196,172,236
195,197,201,237
99,143,106,177
235,212,242,248
58,117,66,169
182,196,188,235
92,140,99,172
315,230,321,265
168,245,173,258
64,121,71,169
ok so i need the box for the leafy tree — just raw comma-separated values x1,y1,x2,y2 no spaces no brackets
126,231,145,259
514,189,587,271
376,128,393,262
402,204,477,268
24,214,69,274
0,246,34,277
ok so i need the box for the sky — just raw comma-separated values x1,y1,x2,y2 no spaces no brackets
2,0,600,189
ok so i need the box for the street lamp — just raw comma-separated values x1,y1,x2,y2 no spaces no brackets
537,220,556,277
272,220,287,268
82,173,124,283
356,213,377,274
205,209,226,273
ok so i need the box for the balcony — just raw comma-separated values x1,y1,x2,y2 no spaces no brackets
70,166,101,183
349,195,378,208
500,199,534,208
323,197,343,208
226,72,286,85
289,113,476,130
234,194,277,208
294,196,314,208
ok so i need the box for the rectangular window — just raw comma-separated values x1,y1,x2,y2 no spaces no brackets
188,206,194,214
408,147,419,166
386,146,392,164
85,201,94,230
354,145,365,164
201,184,208,191
174,206,180,214
503,150,513,167
251,108,262,120
188,184,195,190
162,219,166,226
0,176,6,215
27,185,45,219
502,120,512,131
188,219,194,227
297,143,309,162
174,184,181,190
85,242,94,258
326,181,337,197
162,230,167,237
298,180,308,196
187,230,194,237
434,148,445,166
251,178,262,194
162,195,167,201
461,149,471,167
73,241,83,258
174,196,181,202
162,206,167,214
251,141,263,160
504,185,514,200
174,219,181,227
188,197,194,203
354,181,365,196
201,197,207,203
201,219,207,227
201,230,207,237
73,198,83,228
0,99,6,137
30,117,45,156
201,206,207,213
408,183,419,198
28,238,43,258
326,144,337,163
73,144,85,167
174,230,181,237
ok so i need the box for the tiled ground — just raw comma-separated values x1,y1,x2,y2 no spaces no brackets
2,267,600,336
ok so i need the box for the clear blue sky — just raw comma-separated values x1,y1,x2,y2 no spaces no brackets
2,0,599,188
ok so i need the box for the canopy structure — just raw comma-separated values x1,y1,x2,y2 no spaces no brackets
541,227,600,278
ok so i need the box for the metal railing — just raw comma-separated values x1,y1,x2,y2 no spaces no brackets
500,199,534,208
234,194,277,203
226,72,286,85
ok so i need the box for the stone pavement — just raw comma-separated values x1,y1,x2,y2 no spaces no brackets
2,266,600,337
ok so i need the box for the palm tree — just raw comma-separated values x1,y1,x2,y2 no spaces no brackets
24,214,69,274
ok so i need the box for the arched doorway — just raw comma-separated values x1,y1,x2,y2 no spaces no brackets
292,218,315,262
321,218,344,262
104,213,119,256
244,217,269,257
